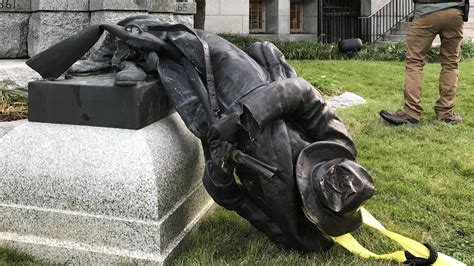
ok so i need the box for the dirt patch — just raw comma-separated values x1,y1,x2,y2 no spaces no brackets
0,112,27,122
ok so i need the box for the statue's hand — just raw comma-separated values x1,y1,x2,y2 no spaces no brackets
208,113,243,142
208,139,236,176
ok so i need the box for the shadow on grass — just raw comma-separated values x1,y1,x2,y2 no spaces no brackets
0,247,38,265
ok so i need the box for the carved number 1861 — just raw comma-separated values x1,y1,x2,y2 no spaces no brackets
0,0,16,9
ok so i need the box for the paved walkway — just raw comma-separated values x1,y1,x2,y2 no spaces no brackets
0,59,41,89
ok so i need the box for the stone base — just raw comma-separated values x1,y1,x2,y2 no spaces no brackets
0,60,41,89
0,114,214,264
0,13,30,58
28,12,90,57
28,74,172,129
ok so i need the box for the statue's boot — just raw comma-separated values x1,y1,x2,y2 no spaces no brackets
68,60,112,75
114,61,146,87
68,34,117,75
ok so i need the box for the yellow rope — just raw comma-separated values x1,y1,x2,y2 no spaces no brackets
332,208,465,266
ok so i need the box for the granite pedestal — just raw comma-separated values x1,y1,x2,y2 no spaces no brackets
0,73,214,264
0,114,213,264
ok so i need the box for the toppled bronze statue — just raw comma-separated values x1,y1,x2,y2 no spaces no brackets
27,16,375,252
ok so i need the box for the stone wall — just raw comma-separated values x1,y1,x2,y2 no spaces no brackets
361,0,390,16
205,0,249,34
205,0,319,37
0,0,196,59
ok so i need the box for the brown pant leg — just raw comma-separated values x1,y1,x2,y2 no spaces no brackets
403,14,439,120
436,8,464,119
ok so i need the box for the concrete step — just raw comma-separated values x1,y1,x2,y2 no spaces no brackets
382,34,407,42
381,34,441,45
390,21,411,35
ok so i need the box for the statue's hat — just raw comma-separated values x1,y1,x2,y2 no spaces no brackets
295,141,375,236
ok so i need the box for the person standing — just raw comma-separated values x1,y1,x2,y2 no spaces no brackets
380,0,466,125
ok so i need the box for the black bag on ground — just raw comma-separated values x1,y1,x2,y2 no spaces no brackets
464,0,470,22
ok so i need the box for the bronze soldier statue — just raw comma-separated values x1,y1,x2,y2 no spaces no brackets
27,16,375,252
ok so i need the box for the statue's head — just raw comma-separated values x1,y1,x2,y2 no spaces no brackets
295,141,375,236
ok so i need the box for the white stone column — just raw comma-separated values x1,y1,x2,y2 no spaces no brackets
303,0,318,35
266,0,290,38
204,0,249,34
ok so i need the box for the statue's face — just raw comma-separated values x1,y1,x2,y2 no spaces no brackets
313,158,374,216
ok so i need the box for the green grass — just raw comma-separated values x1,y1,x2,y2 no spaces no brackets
0,248,37,265
173,60,473,265
1,61,472,264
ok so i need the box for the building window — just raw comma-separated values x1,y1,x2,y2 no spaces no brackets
250,0,265,33
290,0,303,33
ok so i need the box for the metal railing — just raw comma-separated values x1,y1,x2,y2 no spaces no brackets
319,0,362,43
358,0,415,43
318,0,415,43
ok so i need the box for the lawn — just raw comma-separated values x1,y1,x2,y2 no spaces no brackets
1,60,473,265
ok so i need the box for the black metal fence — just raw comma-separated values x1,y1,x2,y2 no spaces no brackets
319,0,362,42
319,0,415,43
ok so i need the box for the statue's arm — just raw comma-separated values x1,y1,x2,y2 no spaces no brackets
202,161,287,244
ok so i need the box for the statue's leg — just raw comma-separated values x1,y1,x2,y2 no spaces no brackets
247,41,297,81
68,33,118,75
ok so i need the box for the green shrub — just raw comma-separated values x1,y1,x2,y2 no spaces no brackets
217,34,260,51
218,34,474,62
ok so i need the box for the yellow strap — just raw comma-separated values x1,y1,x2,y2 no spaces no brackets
332,208,466,266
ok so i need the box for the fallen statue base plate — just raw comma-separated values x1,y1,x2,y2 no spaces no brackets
28,73,173,129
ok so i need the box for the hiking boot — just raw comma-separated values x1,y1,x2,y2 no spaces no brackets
379,110,419,126
439,114,463,125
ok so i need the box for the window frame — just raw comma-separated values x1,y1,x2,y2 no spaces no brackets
249,0,266,33
290,0,304,33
